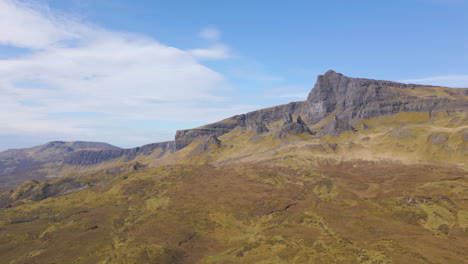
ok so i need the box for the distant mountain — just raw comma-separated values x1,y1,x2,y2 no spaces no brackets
0,141,121,190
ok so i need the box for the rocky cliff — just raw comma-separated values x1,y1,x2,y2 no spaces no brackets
175,102,307,149
0,141,121,190
306,70,467,124
63,141,175,166
175,70,468,149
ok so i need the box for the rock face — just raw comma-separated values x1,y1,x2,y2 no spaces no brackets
0,178,89,208
278,115,314,138
175,102,306,149
0,141,121,190
306,70,467,124
254,122,270,134
195,136,222,152
64,141,175,166
174,70,467,149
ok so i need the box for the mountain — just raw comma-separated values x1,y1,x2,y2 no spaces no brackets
0,141,121,190
0,70,467,264
175,70,467,149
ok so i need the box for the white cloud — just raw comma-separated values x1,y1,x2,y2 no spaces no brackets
0,0,84,49
0,0,256,150
199,26,221,41
401,75,468,88
188,44,231,60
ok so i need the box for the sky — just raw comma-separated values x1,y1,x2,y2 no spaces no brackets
0,0,467,151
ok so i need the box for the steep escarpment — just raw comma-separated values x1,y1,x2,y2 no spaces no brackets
306,70,467,124
0,141,121,190
175,70,468,149
63,141,175,166
175,102,307,149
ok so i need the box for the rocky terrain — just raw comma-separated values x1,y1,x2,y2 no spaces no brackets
0,141,120,190
0,70,467,263
175,70,467,149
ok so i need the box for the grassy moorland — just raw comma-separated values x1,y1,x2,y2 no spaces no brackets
0,111,467,263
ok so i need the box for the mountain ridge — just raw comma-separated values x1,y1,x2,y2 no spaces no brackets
0,70,467,264
1,70,467,189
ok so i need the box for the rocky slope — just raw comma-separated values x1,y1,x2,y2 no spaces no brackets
63,141,175,166
0,141,121,190
175,70,468,149
1,70,467,190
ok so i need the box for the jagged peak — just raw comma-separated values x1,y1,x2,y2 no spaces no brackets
323,69,343,77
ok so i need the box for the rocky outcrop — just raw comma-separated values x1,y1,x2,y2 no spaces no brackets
320,116,356,136
254,122,270,134
306,70,468,124
0,178,89,208
175,119,241,150
0,141,122,190
174,70,467,149
195,135,222,152
63,141,175,166
175,102,306,149
277,115,314,138
428,133,448,145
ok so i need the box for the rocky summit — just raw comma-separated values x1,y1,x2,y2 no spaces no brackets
0,71,467,264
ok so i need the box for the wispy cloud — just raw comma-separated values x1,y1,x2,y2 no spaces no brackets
199,26,221,41
401,75,468,88
188,44,231,60
0,0,254,149
190,26,231,60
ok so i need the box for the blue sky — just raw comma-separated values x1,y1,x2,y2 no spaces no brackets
0,0,467,150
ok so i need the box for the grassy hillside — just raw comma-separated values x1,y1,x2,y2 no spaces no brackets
1,109,467,263
0,160,466,263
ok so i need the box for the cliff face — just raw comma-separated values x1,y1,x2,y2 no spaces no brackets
174,70,468,149
0,141,121,190
306,70,467,123
175,102,307,149
63,141,175,166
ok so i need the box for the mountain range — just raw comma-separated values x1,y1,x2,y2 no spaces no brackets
0,70,467,264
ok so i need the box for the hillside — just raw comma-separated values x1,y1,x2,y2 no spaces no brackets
0,70,467,263
0,141,121,190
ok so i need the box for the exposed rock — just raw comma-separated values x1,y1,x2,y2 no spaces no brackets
428,133,448,145
328,143,338,150
195,136,222,152
0,141,121,190
0,178,89,208
175,70,467,147
254,122,269,134
296,115,307,126
175,102,305,150
321,116,356,136
277,115,314,138
284,113,293,124
64,141,175,166
306,70,468,125
175,121,238,150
